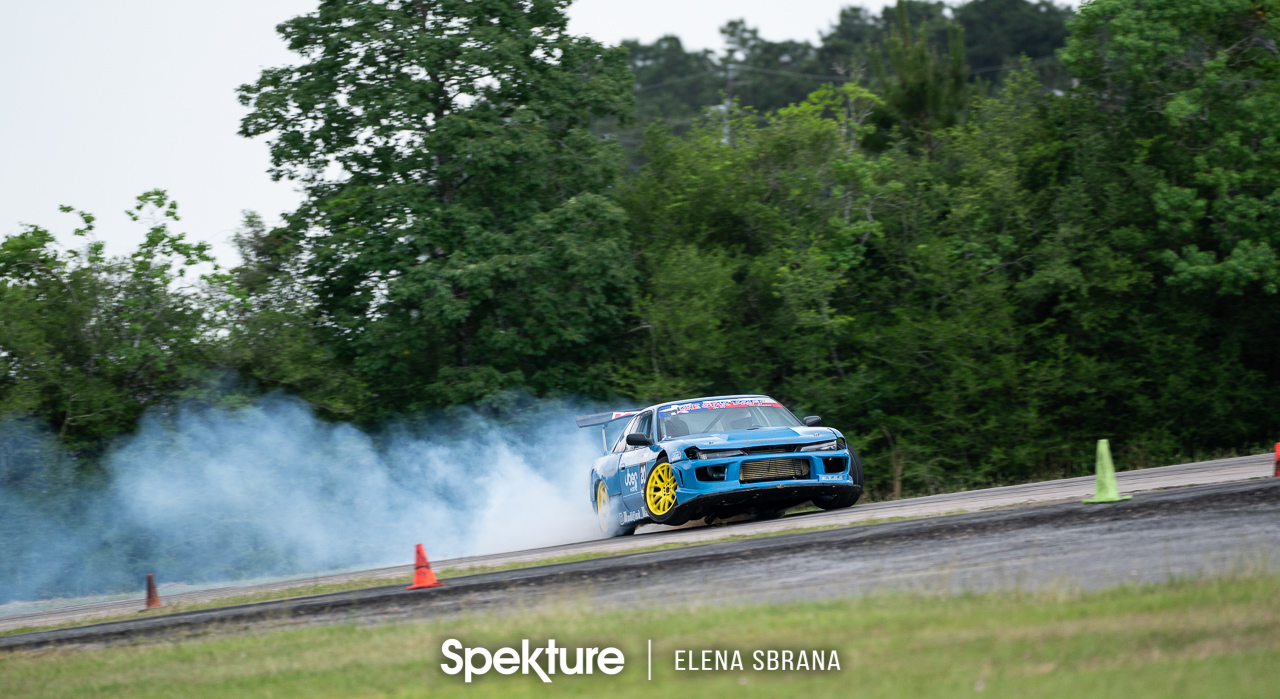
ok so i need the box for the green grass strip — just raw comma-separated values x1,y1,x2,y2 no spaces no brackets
2,573,1278,697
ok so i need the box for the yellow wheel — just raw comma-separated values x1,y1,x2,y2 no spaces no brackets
644,461,679,518
596,480,612,534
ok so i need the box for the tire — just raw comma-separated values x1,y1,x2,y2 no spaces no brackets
595,479,636,537
642,458,684,524
662,511,691,527
812,488,861,511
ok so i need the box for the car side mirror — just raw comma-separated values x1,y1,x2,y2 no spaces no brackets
802,416,822,427
625,432,653,447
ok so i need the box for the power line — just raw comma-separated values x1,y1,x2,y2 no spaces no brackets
968,55,1060,75
635,66,843,92
636,71,716,92
634,55,1062,92
731,64,851,82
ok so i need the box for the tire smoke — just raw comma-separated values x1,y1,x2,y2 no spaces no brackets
0,395,603,604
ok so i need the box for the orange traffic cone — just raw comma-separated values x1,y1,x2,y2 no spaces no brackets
1274,442,1279,478
406,543,443,589
144,573,162,610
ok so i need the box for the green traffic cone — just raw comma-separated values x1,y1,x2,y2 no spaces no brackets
1083,438,1131,504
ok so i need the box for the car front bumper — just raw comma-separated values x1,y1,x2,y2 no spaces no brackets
667,450,862,511
675,481,862,514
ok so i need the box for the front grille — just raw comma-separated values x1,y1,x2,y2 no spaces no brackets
744,444,798,455
740,458,810,483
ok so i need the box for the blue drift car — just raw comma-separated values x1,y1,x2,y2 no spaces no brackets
577,395,864,537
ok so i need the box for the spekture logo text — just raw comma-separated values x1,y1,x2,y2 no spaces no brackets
440,639,624,683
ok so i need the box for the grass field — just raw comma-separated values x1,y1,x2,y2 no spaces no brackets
3,573,1278,698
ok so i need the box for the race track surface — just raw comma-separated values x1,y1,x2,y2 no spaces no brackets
4,477,1277,652
1,451,1270,634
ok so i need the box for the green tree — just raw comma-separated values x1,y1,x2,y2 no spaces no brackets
622,1,1074,143
868,5,971,154
207,212,370,418
955,0,1072,77
1032,0,1280,454
616,82,886,407
619,0,1280,495
819,1,951,75
1061,0,1280,297
0,192,215,453
624,36,719,126
238,0,639,415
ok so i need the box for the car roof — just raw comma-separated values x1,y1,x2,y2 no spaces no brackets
645,394,774,412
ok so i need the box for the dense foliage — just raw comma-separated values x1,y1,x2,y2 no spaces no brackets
0,193,214,453
3,0,1279,499
622,0,1072,134
237,0,638,415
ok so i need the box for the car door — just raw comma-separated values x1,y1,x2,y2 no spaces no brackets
597,416,634,498
619,410,656,511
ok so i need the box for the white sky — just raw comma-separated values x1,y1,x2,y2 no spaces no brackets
0,0,927,265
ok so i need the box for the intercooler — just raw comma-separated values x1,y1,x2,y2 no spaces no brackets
739,457,810,483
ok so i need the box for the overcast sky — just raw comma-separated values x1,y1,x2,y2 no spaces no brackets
1,0,924,265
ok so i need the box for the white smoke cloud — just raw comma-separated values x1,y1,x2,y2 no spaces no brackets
0,395,606,604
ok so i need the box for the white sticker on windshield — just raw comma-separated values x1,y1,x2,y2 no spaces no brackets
660,399,783,415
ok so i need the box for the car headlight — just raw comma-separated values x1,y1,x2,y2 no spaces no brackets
800,438,845,452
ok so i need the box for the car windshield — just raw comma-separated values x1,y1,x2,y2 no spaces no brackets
657,398,802,440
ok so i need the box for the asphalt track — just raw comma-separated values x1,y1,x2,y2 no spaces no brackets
1,451,1270,634
3,475,1277,652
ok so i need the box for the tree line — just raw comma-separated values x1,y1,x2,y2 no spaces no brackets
622,0,1072,142
3,0,1278,498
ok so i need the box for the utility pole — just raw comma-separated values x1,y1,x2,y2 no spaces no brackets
722,63,736,145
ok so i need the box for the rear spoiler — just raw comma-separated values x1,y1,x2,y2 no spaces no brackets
575,410,641,428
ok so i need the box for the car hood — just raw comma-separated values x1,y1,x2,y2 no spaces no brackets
661,426,840,455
